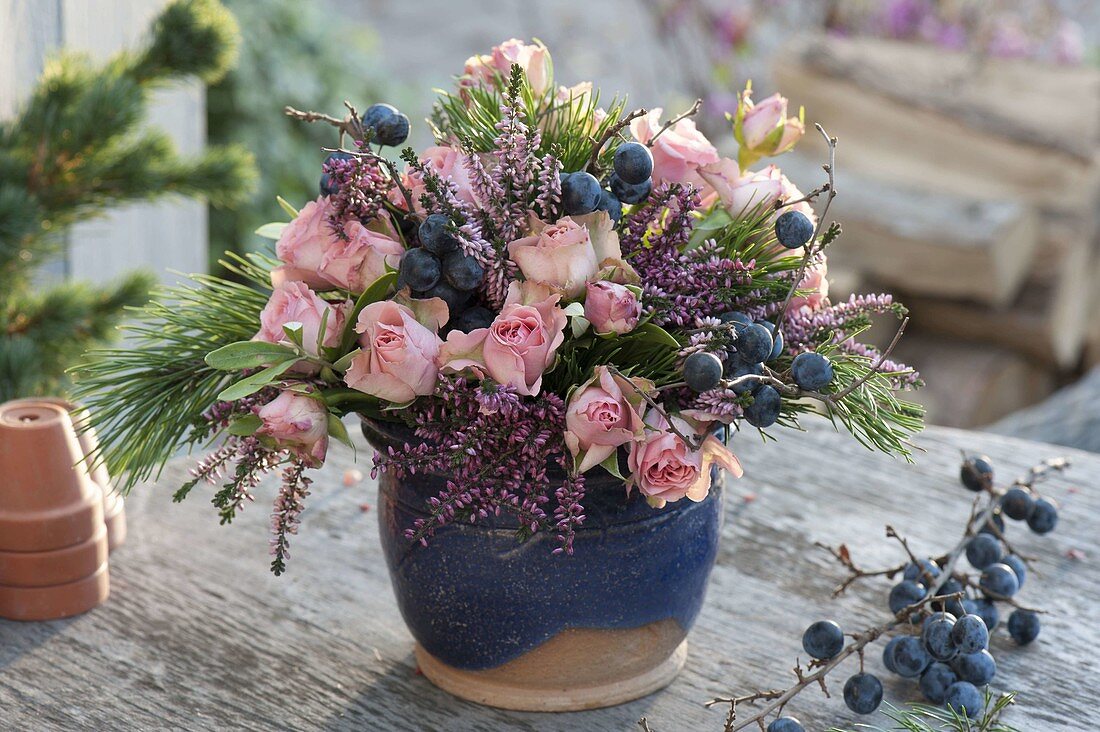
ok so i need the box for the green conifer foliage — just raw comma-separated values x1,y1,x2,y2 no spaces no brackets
0,0,257,401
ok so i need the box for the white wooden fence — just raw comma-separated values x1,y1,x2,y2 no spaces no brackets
0,0,208,284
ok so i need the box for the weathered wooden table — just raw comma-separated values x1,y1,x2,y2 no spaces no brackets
1,423,1096,731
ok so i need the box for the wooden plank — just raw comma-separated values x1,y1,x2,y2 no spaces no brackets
895,233,1093,370
781,153,1039,307
890,333,1055,428
0,423,1096,730
774,59,1100,216
789,35,1100,160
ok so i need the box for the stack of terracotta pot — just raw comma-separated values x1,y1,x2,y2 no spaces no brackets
0,399,125,621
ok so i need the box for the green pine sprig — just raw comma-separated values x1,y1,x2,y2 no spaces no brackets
70,253,273,493
829,691,1020,732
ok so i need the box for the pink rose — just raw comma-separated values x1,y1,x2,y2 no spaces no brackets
627,412,743,508
441,281,567,396
255,282,347,373
700,162,816,225
396,146,478,215
345,300,444,403
507,212,631,299
789,261,829,313
550,82,608,133
275,197,404,292
734,84,804,169
462,39,552,97
564,366,651,472
630,107,719,188
584,281,641,335
257,391,329,467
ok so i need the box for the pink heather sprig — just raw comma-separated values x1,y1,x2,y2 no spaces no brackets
373,377,577,550
269,460,313,576
322,152,389,233
211,436,284,525
840,340,923,388
534,153,562,221
688,388,745,422
774,292,904,351
552,459,586,555
491,102,538,239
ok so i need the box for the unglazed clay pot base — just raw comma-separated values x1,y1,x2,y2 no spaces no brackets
413,622,688,712
0,563,109,621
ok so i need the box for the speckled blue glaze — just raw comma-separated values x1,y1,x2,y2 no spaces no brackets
362,418,725,671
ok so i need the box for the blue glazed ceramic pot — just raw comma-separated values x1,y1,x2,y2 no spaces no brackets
362,417,725,711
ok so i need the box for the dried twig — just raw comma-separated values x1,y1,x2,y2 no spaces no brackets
585,107,649,172
647,98,703,146
774,124,837,337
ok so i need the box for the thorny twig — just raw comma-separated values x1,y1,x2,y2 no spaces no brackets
706,592,962,731
607,364,705,450
775,124,837,338
647,98,703,146
586,107,650,173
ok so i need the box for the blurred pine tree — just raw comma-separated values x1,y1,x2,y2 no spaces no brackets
0,0,256,401
207,0,385,272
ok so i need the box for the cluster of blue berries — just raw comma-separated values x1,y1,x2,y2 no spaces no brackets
682,314,833,431
399,213,490,332
767,455,1061,731
559,141,653,223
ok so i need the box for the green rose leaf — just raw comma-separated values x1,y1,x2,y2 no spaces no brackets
227,414,263,436
254,222,287,240
216,358,299,402
205,341,299,371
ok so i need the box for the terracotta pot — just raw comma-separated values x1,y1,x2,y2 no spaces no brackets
5,397,126,550
362,417,724,712
0,401,110,620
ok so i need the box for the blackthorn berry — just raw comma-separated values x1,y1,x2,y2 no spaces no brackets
950,614,989,654
944,681,984,719
609,172,652,205
843,673,883,715
744,385,781,428
775,210,814,249
922,614,957,661
1026,497,1058,534
683,352,724,392
1002,554,1026,589
802,620,844,660
562,172,603,214
733,323,773,364
979,563,1019,598
612,141,653,185
966,534,1004,570
1007,609,1040,645
919,662,958,704
442,250,485,292
419,214,459,255
888,580,927,614
766,718,804,732
953,649,996,686
399,248,441,291
791,352,833,391
1000,487,1035,521
960,455,994,492
890,636,932,677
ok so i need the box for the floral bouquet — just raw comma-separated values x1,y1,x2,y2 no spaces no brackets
76,38,923,577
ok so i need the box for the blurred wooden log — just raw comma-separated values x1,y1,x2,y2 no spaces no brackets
775,38,1100,215
780,153,1039,307
787,35,1100,160
988,367,1100,451
891,334,1055,429
896,234,1092,370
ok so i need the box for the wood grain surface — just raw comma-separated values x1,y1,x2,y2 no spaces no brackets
1,423,1096,731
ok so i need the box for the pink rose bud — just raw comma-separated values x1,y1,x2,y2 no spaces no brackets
630,107,720,189
441,281,568,397
733,82,805,169
627,412,742,508
257,391,330,467
563,366,651,472
254,281,347,373
584,281,641,335
345,301,443,404
507,213,631,299
788,261,829,313
461,39,553,97
699,162,816,227
275,196,403,292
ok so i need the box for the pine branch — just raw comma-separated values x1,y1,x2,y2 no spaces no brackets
70,254,273,492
